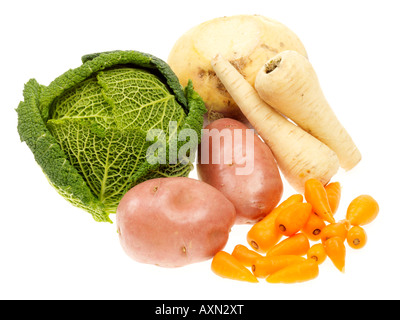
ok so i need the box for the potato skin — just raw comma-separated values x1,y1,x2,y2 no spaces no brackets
116,177,236,267
197,118,283,224
168,14,307,121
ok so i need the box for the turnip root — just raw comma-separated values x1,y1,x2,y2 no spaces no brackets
168,15,307,122
255,50,361,170
211,54,339,192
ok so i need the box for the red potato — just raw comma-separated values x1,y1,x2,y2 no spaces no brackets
116,177,236,268
197,118,283,224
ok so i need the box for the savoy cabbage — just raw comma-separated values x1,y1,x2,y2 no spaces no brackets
17,51,206,222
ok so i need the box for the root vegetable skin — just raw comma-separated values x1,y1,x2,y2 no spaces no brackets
266,258,319,284
347,226,367,249
255,50,361,171
252,255,306,278
247,194,303,253
116,177,236,268
324,236,346,272
305,178,335,224
231,244,264,267
211,251,259,283
197,118,283,224
320,220,350,243
325,182,342,214
307,243,327,265
346,195,379,226
275,202,313,236
302,213,326,241
267,233,310,257
211,54,339,192
167,14,308,120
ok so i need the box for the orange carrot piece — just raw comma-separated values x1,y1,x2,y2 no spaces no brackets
305,178,335,223
346,195,379,226
347,226,367,249
252,255,305,278
231,244,263,267
267,233,310,257
302,213,326,241
307,243,327,265
266,258,319,284
275,202,312,237
325,182,341,214
320,220,350,243
211,251,258,283
247,194,303,253
324,236,346,272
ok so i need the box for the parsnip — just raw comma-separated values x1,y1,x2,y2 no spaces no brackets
255,50,361,171
211,54,339,192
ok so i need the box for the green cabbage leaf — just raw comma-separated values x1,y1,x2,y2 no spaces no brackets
17,51,206,222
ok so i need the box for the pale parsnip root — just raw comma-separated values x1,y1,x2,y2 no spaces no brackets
255,50,361,171
211,54,339,192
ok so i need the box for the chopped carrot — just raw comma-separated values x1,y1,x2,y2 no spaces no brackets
211,251,258,283
275,202,312,236
247,194,303,253
320,220,350,243
231,244,263,267
267,233,310,257
346,195,379,226
266,258,319,284
324,236,346,272
307,243,327,265
347,226,367,249
252,255,305,278
325,181,341,214
305,178,335,224
302,212,326,241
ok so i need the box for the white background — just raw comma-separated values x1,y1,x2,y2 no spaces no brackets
1,0,399,300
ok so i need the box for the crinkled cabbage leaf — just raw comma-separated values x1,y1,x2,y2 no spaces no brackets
17,51,206,222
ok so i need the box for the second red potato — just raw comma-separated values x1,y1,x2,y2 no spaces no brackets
197,118,283,224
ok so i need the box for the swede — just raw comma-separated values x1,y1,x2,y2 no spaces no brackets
168,15,307,121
